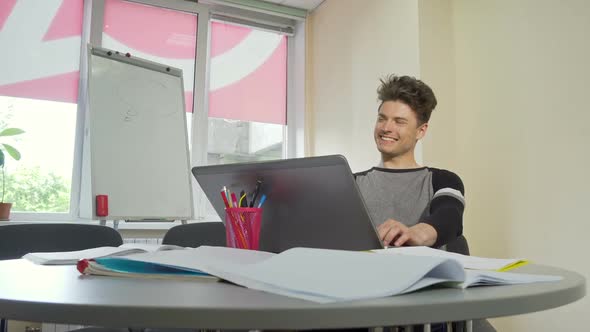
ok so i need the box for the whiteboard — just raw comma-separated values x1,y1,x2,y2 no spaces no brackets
81,46,193,220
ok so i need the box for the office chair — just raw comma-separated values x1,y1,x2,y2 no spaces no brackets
162,222,226,247
0,223,127,332
141,222,226,332
446,234,470,256
0,223,123,260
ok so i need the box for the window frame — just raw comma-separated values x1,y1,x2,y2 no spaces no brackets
7,0,305,228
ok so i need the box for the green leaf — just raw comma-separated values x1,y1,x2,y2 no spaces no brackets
0,128,25,137
0,149,4,167
1,144,21,160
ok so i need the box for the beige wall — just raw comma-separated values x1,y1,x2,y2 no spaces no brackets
308,0,420,172
309,0,589,331
418,0,457,171
451,0,590,330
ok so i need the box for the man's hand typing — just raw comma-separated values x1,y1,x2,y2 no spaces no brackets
377,219,437,247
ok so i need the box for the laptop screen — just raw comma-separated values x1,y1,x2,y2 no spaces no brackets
192,155,383,253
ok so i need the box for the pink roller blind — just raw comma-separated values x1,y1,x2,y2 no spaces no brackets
0,0,83,103
208,21,287,125
1,1,288,125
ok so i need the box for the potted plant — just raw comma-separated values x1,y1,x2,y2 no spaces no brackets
0,127,24,220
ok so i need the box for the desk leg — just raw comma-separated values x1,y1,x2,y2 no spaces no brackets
465,320,473,332
422,323,431,332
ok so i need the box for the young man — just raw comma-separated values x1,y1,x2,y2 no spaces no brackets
355,75,465,248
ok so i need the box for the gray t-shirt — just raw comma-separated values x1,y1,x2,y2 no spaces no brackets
355,167,465,247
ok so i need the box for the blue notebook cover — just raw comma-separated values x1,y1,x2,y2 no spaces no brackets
83,257,211,278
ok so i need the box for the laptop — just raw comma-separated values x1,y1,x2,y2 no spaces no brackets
191,155,383,253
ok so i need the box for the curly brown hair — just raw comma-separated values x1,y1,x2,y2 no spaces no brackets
377,74,437,125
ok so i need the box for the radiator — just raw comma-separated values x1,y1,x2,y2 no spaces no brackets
41,237,162,332
123,237,163,245
40,324,85,332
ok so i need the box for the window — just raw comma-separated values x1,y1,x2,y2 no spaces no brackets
207,21,287,165
1,0,303,223
0,0,83,214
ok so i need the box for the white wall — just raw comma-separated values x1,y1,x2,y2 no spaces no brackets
308,0,420,172
309,0,589,331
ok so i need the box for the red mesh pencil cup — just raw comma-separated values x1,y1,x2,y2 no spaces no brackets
225,207,263,250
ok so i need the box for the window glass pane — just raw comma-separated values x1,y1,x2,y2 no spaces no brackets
208,21,287,165
203,22,287,219
0,0,83,213
207,118,283,165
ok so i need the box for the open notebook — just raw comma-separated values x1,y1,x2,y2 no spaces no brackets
23,243,185,265
77,246,562,303
372,246,529,272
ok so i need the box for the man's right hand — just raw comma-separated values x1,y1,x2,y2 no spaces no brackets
377,219,437,247
378,219,412,247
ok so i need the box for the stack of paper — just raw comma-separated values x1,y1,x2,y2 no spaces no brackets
78,246,562,303
459,270,560,288
372,246,529,271
24,243,185,265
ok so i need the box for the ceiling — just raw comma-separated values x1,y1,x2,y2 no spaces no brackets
262,0,325,12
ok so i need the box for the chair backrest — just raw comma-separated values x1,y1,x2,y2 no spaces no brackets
445,234,470,256
162,222,226,247
0,223,123,260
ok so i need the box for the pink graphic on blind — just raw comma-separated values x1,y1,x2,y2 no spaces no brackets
0,0,83,104
103,0,197,59
0,0,17,31
43,0,82,41
209,22,287,125
0,0,287,125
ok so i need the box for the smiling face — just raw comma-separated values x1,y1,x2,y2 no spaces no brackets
374,100,428,164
